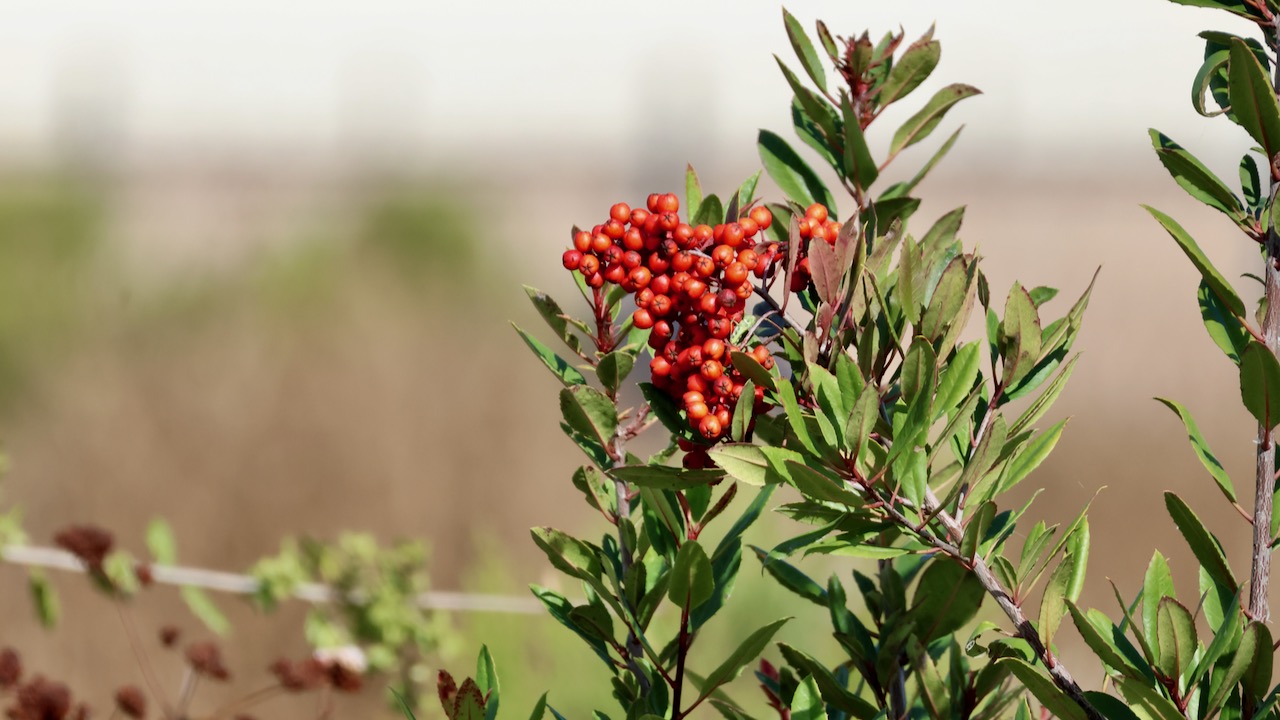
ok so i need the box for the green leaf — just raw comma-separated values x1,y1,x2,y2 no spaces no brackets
920,254,973,342
782,460,862,505
1067,603,1143,679
1155,398,1236,503
1039,555,1074,649
1229,39,1280,159
686,164,704,221
708,444,776,487
999,419,1068,494
514,324,587,386
527,694,548,720
1155,597,1197,680
1172,0,1263,22
1241,153,1263,213
639,382,689,439
759,129,836,213
879,126,963,201
694,194,725,227
28,570,58,628
776,644,879,718
1199,279,1251,364
1115,676,1185,720
1240,341,1280,429
1143,551,1175,653
890,84,981,155
1149,130,1245,220
1242,622,1273,705
146,518,178,565
477,646,501,720
560,385,618,453
596,352,634,397
531,527,601,580
523,286,584,355
752,546,827,605
668,540,715,609
782,7,826,91
841,96,878,187
697,617,792,696
911,559,985,643
879,33,940,107
843,382,879,459
608,465,723,490
729,351,777,392
455,679,486,720
1001,282,1042,387
1164,491,1236,591
998,658,1087,720
1012,355,1080,435
1207,621,1264,710
789,674,823,720
934,343,979,420
737,170,763,207
731,380,755,443
182,586,231,636
1143,206,1245,317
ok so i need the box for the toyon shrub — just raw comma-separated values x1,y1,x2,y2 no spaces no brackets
459,1,1280,719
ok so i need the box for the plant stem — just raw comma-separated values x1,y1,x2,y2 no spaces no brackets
876,487,1104,720
672,607,691,719
1251,16,1280,624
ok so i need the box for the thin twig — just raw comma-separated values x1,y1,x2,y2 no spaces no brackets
1,545,543,615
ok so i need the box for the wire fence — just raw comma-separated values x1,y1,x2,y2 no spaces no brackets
1,544,543,615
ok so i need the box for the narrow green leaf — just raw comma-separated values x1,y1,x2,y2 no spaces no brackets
879,34,940,107
182,586,231,636
1039,555,1074,649
514,324,587,386
1228,39,1280,159
28,570,58,628
1143,551,1175,653
1143,206,1245,317
146,518,178,565
608,465,723,490
890,84,981,155
1240,341,1280,429
1207,620,1263,710
686,164,704,221
841,96,878,187
1001,282,1042,387
1199,279,1251,364
782,7,826,91
668,540,715,609
759,129,836,213
477,646,501,720
1155,398,1236,502
998,658,1087,720
1164,492,1236,591
1155,597,1197,680
731,380,755,443
1149,130,1245,219
879,126,963,201
523,286,585,354
698,618,792,696
999,419,1068,494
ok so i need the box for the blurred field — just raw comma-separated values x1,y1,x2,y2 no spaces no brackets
0,153,1267,718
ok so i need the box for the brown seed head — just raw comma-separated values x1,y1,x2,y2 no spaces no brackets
114,685,146,719
185,642,230,681
53,525,114,574
0,647,21,689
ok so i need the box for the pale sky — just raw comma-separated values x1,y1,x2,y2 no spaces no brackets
0,1,1254,174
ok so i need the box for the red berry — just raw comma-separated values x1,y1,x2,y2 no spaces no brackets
562,250,584,270
724,262,749,286
698,414,722,440
610,202,632,223
686,401,710,421
574,231,592,252
805,203,828,222
657,193,680,213
702,338,725,360
632,308,655,329
749,206,772,230
700,359,724,381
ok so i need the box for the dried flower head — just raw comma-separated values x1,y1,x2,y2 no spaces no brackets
269,658,324,691
7,676,72,720
157,626,180,649
184,642,230,681
113,685,146,719
0,647,21,689
52,526,114,574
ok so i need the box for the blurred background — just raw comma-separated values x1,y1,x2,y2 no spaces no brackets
0,0,1272,717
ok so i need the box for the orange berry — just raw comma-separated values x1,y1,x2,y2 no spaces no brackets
610,202,632,223
686,401,710,421
702,338,725,360
739,217,759,238
632,308,655,329
805,203,828,222
657,193,680,213
724,262,749,286
701,359,724,381
749,205,772,230
698,414,722,440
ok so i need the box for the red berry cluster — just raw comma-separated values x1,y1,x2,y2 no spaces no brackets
786,203,843,292
562,193,781,445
